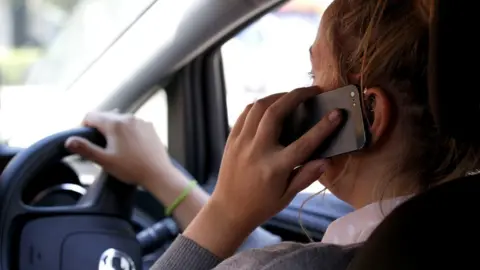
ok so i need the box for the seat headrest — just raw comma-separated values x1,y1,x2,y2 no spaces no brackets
347,174,480,270
428,0,480,143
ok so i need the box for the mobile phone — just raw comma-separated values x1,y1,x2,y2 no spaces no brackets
279,85,369,161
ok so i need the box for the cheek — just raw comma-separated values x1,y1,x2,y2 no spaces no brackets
313,68,339,90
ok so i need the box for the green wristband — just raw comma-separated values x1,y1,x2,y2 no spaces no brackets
164,180,198,216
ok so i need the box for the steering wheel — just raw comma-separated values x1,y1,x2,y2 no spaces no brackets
0,128,141,270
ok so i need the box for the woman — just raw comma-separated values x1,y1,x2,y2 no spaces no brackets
66,0,480,269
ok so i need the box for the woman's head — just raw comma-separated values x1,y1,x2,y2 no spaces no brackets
311,0,480,208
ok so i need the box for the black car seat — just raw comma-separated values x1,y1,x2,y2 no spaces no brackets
347,1,480,269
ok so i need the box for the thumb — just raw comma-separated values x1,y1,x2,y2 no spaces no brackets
65,136,108,164
284,159,328,199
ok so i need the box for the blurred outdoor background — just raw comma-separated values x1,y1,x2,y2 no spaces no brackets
0,0,331,191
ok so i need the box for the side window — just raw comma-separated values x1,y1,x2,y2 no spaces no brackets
134,88,168,147
221,0,330,193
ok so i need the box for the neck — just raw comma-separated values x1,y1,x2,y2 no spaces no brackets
345,164,415,209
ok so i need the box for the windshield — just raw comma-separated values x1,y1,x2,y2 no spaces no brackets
0,0,156,147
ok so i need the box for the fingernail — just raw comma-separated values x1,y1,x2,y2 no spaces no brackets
328,110,341,123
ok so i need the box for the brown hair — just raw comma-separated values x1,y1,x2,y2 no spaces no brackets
322,0,480,195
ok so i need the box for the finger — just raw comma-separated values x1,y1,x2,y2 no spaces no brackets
229,104,254,139
65,136,109,165
256,86,321,140
242,93,286,137
283,159,328,199
81,112,111,133
282,110,341,167
82,111,123,133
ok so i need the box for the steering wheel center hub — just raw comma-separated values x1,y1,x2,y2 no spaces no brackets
21,216,140,270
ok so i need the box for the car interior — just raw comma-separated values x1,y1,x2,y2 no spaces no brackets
0,0,474,269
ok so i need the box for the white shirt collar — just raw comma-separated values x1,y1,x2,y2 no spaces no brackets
321,196,411,245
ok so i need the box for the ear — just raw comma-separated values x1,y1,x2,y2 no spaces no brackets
363,87,391,143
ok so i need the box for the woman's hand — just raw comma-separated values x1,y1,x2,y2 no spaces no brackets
65,112,173,186
65,112,210,230
184,86,342,258
212,87,341,229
